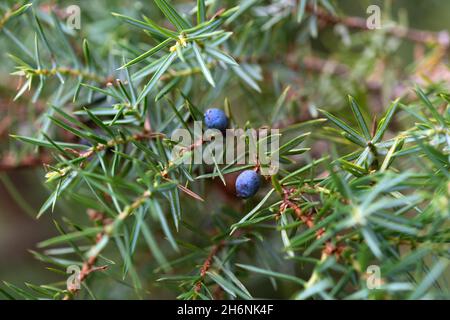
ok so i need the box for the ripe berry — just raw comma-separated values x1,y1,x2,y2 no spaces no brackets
235,170,260,198
204,108,228,131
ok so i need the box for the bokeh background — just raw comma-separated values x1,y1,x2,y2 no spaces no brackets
0,0,449,297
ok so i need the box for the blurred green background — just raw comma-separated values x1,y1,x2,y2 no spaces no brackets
0,0,449,296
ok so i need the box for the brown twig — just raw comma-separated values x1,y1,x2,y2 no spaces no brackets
78,131,164,159
279,187,344,258
194,240,225,294
64,210,112,300
0,131,163,173
279,187,317,230
63,187,154,300
307,4,450,48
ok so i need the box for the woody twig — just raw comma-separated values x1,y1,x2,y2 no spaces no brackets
194,240,225,294
279,187,344,258
64,209,112,300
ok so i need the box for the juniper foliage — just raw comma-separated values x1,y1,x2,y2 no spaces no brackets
0,0,449,300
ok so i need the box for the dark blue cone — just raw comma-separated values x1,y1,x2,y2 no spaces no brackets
204,108,228,131
236,170,261,198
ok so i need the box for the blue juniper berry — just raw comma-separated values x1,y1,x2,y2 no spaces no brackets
204,108,228,131
235,170,261,198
